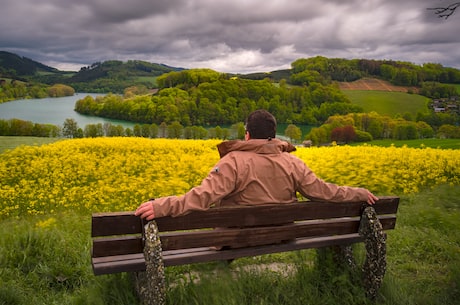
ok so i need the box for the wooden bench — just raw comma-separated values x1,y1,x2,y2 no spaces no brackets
91,196,399,276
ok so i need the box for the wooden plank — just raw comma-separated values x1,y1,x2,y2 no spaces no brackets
92,253,145,275
92,235,143,258
91,215,396,256
91,197,399,236
162,233,365,266
92,212,143,237
155,197,399,231
159,215,396,251
92,234,365,275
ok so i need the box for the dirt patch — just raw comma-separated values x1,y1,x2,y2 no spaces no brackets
338,78,417,93
168,262,302,287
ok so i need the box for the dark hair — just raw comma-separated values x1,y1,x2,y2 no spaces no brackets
245,109,277,139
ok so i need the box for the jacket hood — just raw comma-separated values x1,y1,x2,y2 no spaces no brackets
217,138,296,158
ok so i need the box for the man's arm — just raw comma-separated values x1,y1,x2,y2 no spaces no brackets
135,157,237,220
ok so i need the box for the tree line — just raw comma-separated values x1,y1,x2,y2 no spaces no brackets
0,81,75,103
0,118,245,140
0,117,314,143
289,56,460,89
306,111,460,145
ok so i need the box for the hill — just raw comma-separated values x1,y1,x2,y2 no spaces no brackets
0,51,184,93
2,51,460,96
64,60,183,93
0,51,59,79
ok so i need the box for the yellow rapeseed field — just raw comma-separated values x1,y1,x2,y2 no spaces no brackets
1,138,459,218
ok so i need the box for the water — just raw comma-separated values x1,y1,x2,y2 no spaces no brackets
0,94,136,128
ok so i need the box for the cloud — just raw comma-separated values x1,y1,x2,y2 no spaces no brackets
1,0,459,73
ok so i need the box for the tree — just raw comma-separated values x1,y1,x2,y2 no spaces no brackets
437,124,460,138
331,125,357,144
427,2,459,19
84,123,103,137
167,121,183,138
285,124,302,143
62,118,79,138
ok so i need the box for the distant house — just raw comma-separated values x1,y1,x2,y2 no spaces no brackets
431,96,460,113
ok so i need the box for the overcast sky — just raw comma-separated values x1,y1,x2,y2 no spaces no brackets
1,0,459,74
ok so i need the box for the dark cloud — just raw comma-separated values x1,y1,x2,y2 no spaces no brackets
1,0,459,73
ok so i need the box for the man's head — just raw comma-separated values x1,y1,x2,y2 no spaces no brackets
245,109,277,139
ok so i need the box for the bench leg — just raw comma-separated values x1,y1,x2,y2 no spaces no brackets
134,221,166,305
316,245,356,271
359,206,387,301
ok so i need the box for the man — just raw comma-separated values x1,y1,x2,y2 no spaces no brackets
136,109,378,220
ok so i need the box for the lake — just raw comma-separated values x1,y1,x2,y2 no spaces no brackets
0,94,136,128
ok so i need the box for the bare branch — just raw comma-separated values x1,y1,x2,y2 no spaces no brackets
427,2,460,19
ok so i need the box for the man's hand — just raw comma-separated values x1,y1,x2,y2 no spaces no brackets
366,191,379,205
135,200,156,220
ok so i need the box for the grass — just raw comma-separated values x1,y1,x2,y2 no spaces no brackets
0,184,459,304
343,91,430,117
0,136,62,153
133,76,158,85
450,83,460,94
351,138,460,149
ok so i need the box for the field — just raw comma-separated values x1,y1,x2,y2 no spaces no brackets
342,90,429,117
0,136,61,153
338,78,430,117
0,138,459,304
338,78,417,92
351,138,460,149
451,83,460,93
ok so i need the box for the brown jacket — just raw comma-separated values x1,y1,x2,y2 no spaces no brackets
152,138,369,218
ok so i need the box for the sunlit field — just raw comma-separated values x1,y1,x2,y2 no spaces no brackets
1,137,459,218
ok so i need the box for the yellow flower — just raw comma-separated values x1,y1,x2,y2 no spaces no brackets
0,138,459,218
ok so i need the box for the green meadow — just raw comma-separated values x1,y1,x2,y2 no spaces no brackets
351,138,460,150
0,182,458,305
0,136,62,153
344,91,430,117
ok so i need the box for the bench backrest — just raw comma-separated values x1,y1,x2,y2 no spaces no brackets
92,197,399,272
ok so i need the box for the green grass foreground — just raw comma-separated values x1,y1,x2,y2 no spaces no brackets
0,184,459,305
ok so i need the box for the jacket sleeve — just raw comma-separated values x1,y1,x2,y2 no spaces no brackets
153,156,237,218
293,157,369,202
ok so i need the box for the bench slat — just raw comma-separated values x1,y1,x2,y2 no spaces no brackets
92,233,366,275
92,212,142,237
162,234,365,266
92,235,143,258
92,215,396,257
92,197,399,237
155,197,398,232
92,253,145,275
